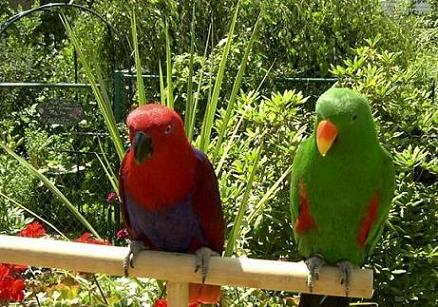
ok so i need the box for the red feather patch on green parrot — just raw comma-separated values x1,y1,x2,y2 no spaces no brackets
295,182,316,234
357,193,380,247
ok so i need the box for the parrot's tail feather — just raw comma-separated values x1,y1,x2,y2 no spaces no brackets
155,283,219,307
298,294,349,307
189,283,221,304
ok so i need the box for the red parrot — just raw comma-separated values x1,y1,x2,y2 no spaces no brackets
119,103,224,305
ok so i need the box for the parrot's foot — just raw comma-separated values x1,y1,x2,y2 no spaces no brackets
336,261,353,296
194,247,219,284
305,255,325,291
123,240,148,277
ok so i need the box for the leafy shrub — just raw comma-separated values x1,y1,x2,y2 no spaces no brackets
220,90,308,260
68,0,417,83
0,206,32,235
0,134,35,235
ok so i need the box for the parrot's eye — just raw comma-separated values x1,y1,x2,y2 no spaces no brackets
352,114,357,121
164,125,172,134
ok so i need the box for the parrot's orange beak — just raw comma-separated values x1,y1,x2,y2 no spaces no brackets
316,120,338,157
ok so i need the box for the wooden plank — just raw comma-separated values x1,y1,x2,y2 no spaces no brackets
167,282,189,307
0,235,374,298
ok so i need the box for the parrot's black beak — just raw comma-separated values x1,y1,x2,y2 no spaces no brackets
132,132,153,164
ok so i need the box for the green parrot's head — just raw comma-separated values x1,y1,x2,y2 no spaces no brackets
314,88,376,157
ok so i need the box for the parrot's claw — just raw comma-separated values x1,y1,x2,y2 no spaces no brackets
194,247,219,284
305,255,325,291
336,261,353,296
123,240,148,277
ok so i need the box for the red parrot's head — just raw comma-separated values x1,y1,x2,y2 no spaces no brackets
126,103,189,165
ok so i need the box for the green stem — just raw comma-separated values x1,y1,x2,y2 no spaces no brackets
93,274,109,305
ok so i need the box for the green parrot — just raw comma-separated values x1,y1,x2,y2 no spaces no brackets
290,88,395,306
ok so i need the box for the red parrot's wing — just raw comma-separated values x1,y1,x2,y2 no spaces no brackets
191,149,225,253
118,150,133,237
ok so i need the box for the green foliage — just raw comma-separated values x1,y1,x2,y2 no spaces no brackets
0,206,32,235
0,191,68,239
0,140,101,238
0,3,120,238
0,142,35,204
199,1,240,151
72,0,416,80
62,15,125,162
0,130,36,235
86,0,236,72
164,20,175,108
131,10,146,105
24,271,162,306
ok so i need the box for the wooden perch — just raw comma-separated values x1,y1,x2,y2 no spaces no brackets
0,235,373,306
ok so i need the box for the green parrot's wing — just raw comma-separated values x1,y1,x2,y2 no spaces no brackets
364,147,395,255
290,137,312,239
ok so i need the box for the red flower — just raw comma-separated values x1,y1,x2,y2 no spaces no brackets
154,299,168,307
0,264,24,303
75,233,111,245
5,264,27,274
2,278,24,302
0,264,10,280
116,228,129,240
19,221,46,238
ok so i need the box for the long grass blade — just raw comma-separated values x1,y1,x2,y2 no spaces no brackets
131,9,146,105
224,142,263,257
97,138,118,183
189,23,212,142
165,20,174,109
199,1,240,152
214,61,274,173
215,108,247,175
61,15,125,162
213,13,261,159
0,141,101,238
185,3,196,140
0,191,69,240
95,153,119,196
247,165,292,224
255,60,276,94
159,59,166,105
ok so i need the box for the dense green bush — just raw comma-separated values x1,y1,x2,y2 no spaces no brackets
211,90,306,259
0,3,121,238
1,0,418,119
253,0,415,76
0,155,35,235
72,0,416,78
